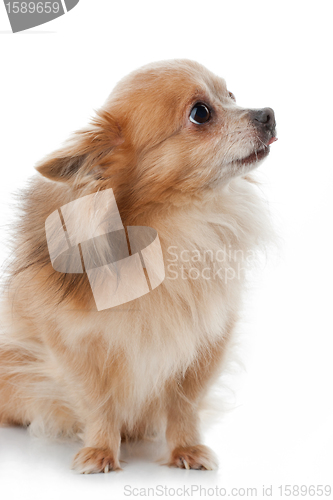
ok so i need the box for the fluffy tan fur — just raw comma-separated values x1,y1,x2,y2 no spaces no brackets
0,60,275,472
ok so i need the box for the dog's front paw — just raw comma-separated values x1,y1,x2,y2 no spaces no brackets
168,444,218,470
72,447,121,474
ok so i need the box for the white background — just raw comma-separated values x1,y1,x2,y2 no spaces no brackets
0,1,333,499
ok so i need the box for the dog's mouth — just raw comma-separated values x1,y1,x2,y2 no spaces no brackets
236,136,277,166
239,145,269,165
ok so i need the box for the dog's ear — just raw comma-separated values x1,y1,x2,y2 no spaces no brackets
35,110,123,183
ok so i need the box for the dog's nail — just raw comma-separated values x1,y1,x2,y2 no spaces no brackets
104,465,109,473
183,459,190,470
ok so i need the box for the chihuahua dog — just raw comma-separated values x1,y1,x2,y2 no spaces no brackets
0,60,276,472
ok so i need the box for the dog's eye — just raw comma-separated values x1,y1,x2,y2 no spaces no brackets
228,91,236,101
189,103,211,124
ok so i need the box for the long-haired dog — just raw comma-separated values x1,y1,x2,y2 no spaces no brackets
0,60,276,472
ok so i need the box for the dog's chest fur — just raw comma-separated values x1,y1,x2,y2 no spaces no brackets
52,177,268,418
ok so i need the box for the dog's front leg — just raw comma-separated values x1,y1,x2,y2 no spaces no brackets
44,331,123,474
165,386,218,471
72,411,122,474
165,336,230,470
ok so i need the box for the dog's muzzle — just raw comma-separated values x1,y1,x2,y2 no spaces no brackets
249,107,276,143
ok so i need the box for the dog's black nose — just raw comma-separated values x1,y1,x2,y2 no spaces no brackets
250,108,276,131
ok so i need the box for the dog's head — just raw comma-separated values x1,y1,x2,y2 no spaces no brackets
36,60,276,210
